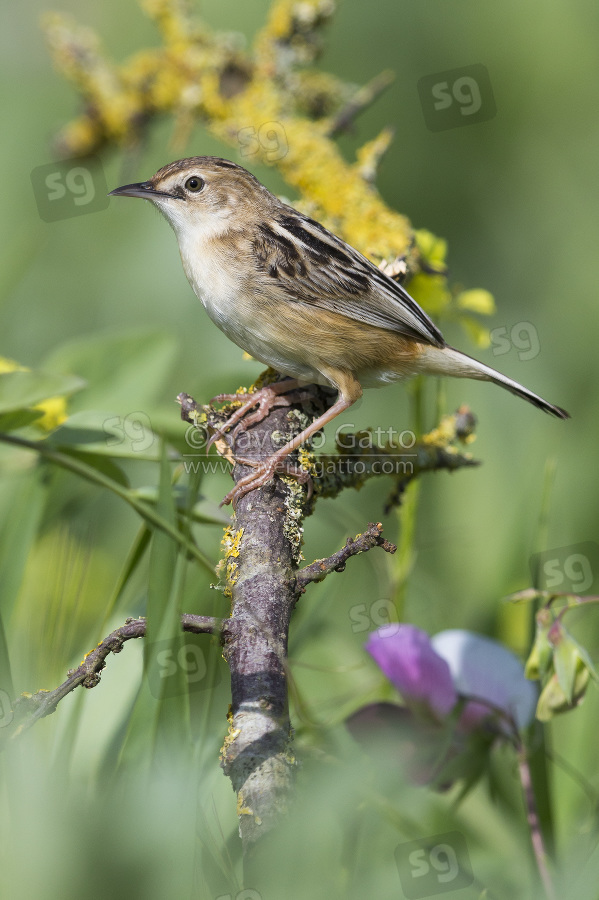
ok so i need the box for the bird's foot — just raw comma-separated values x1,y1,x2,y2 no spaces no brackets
220,452,312,508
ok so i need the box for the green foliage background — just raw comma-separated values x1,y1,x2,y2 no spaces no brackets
1,1,598,898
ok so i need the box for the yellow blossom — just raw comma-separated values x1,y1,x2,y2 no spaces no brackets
0,357,68,431
456,289,495,316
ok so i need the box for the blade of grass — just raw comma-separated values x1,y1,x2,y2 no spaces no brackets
145,444,192,757
0,432,215,574
100,524,152,631
0,464,52,702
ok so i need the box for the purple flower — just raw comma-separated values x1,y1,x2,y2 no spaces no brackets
365,625,457,721
365,624,536,734
432,629,537,733
350,625,537,787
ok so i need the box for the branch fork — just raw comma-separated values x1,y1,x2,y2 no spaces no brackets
9,379,478,863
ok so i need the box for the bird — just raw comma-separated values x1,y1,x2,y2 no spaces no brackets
109,156,569,505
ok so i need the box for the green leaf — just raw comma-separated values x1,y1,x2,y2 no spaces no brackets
0,370,85,413
130,485,231,525
561,626,599,683
553,638,579,703
100,525,152,629
536,665,590,721
114,445,193,777
0,409,43,432
146,442,179,641
0,466,52,713
144,444,192,760
0,432,215,573
0,610,13,715
43,329,177,414
46,410,163,461
0,466,51,622
60,448,130,489
525,624,553,680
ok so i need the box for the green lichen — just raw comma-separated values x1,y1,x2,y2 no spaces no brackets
281,474,306,564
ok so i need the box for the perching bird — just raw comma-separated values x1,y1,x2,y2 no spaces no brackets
110,157,569,504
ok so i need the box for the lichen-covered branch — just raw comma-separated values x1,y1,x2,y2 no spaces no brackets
216,401,311,857
177,383,480,858
310,405,479,508
8,379,481,857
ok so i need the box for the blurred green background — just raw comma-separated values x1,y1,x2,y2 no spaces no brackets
1,1,598,898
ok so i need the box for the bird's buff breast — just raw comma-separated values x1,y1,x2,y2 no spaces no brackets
180,238,326,383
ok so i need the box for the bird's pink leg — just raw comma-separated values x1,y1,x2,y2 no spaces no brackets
221,393,354,507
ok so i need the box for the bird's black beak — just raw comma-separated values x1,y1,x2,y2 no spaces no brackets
108,181,174,200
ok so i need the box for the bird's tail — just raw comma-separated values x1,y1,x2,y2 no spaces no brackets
418,345,570,419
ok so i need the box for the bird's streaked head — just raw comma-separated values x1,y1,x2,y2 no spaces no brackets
109,156,272,238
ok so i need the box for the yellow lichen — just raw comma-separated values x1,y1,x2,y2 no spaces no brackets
217,525,244,597
236,792,253,817
221,526,243,559
219,715,242,764
421,410,476,449
297,446,316,477
355,126,394,182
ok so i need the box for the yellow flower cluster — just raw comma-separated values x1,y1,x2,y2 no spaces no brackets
0,357,67,431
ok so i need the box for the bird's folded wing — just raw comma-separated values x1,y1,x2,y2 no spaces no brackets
251,209,445,349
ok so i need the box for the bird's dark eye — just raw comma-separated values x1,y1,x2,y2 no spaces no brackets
184,176,204,193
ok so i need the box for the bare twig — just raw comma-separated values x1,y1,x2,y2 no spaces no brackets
327,69,395,136
296,521,396,591
8,614,221,738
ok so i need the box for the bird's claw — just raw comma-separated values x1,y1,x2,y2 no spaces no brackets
220,454,313,507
